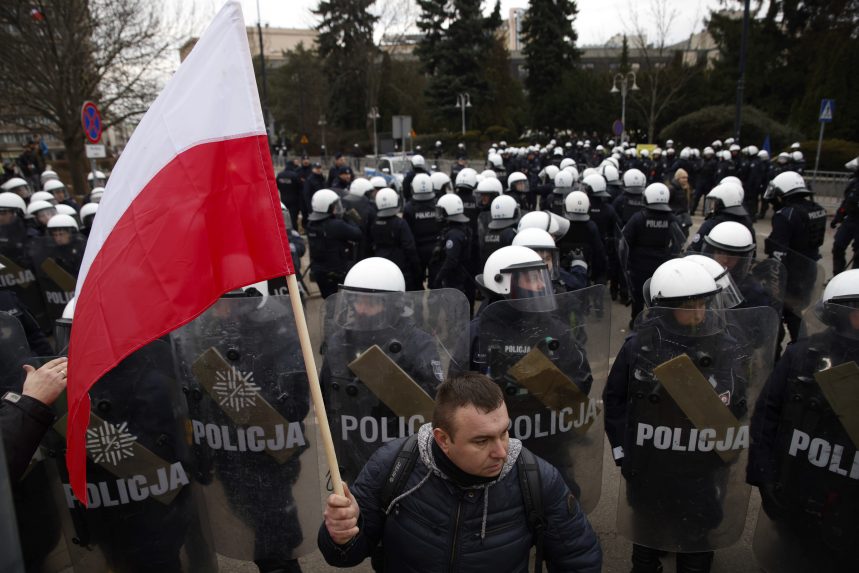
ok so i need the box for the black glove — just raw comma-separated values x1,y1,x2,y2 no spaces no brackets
830,219,838,229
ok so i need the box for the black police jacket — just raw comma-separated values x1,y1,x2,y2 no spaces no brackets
621,210,682,274
403,199,440,251
371,216,422,280
306,217,363,273
1,392,55,481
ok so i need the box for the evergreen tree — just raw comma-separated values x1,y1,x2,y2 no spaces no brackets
313,0,378,130
520,0,580,130
415,0,503,131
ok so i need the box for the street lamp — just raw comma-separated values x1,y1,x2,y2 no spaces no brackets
367,106,380,158
317,115,327,157
610,72,639,142
455,93,472,136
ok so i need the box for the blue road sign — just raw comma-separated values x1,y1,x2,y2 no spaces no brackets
612,119,624,136
819,99,835,123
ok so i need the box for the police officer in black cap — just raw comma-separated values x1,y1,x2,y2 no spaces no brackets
306,189,363,298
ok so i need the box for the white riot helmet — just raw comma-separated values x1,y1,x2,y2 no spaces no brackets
540,165,560,185
748,145,759,156
30,191,56,205
411,173,434,200
562,165,579,182
480,169,498,181
622,169,646,194
349,177,374,198
431,171,452,195
666,139,675,148
80,202,99,228
683,254,744,309
507,171,529,194
680,147,691,159
89,187,105,203
791,150,804,162
309,189,341,221
476,245,553,302
337,257,407,331
553,169,575,194
513,228,560,280
411,154,426,169
765,171,810,200
704,183,746,217
375,188,401,217
343,257,406,293
55,204,77,217
581,173,609,198
436,193,469,223
47,213,79,232
455,168,478,191
599,164,620,190
560,158,576,170
581,168,597,179
758,150,770,161
643,183,671,211
0,192,27,215
370,176,388,190
87,170,106,188
702,221,756,281
604,156,620,169
640,148,650,158
1,177,31,198
817,269,859,338
703,147,715,157
720,176,743,191
489,195,520,229
844,157,859,172
790,142,801,150
648,258,721,310
42,179,67,200
564,191,590,222
27,199,56,220
475,177,503,204
517,210,570,241
777,152,790,164
487,153,503,169
40,170,59,186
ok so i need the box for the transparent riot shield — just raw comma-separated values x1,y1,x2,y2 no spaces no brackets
477,286,610,512
0,315,70,572
29,236,84,323
172,294,319,563
0,249,48,332
616,306,779,552
751,315,859,573
0,432,25,573
766,247,826,316
321,288,470,485
617,232,634,298
40,339,217,573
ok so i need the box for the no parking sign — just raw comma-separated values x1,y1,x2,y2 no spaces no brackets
81,101,103,143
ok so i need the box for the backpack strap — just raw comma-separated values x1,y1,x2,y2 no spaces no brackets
380,433,420,513
517,448,546,573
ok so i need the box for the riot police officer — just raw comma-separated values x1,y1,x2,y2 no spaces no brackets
474,178,504,268
831,157,859,274
371,188,422,290
506,171,531,212
748,269,859,573
431,194,475,311
621,183,684,326
480,194,519,267
688,183,756,253
512,228,587,293
605,258,775,573
430,171,452,200
584,174,623,299
401,154,429,201
613,169,647,227
341,177,376,259
561,191,607,286
547,168,575,216
403,173,440,287
764,171,827,343
306,189,363,298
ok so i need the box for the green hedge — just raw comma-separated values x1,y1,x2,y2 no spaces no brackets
658,105,804,151
796,138,859,171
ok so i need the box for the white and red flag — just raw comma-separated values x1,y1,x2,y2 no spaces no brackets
66,0,293,502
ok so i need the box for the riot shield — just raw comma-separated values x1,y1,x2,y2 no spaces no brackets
751,325,859,572
0,314,70,572
0,432,25,573
171,294,319,563
616,306,779,552
0,249,48,332
321,288,470,484
41,339,217,573
616,232,635,298
29,236,84,323
762,245,826,315
477,286,610,512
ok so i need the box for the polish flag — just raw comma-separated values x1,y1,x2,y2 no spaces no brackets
66,1,294,501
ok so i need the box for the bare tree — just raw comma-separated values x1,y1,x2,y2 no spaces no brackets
620,0,704,142
0,0,196,196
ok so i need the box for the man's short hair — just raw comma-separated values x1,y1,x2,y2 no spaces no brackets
432,372,504,439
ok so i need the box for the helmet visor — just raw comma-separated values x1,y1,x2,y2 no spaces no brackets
701,243,753,282
333,289,401,331
510,179,529,194
713,270,744,309
703,195,722,217
525,247,560,281
507,265,555,301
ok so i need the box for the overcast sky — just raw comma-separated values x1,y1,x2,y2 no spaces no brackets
187,0,727,47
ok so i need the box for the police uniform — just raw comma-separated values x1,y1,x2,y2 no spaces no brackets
341,193,376,260
557,220,607,286
589,196,623,299
832,176,859,274
403,196,440,288
371,215,423,291
430,222,474,310
306,217,363,298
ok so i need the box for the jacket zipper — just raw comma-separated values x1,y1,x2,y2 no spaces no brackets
448,499,462,572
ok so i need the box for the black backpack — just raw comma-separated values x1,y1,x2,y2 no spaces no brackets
379,434,547,573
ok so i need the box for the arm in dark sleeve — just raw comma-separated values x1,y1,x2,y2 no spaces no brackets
765,211,791,260
603,338,633,466
539,459,602,573
398,221,422,278
15,302,54,356
435,233,463,288
588,224,607,284
1,395,55,481
318,442,395,567
747,349,792,486
329,219,364,243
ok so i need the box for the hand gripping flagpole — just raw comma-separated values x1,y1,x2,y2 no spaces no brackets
285,274,344,496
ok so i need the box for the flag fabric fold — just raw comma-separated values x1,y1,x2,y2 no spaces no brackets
66,0,294,502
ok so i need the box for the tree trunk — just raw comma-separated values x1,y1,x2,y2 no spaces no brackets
64,132,89,202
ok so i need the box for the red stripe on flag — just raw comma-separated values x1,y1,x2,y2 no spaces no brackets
66,134,294,500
